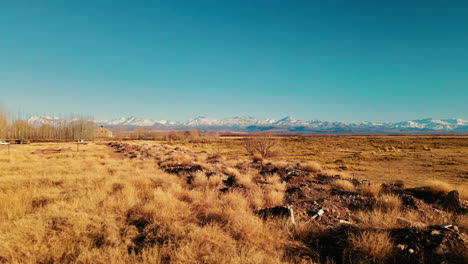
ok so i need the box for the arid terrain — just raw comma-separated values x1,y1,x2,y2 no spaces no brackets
0,135,467,264
169,135,468,187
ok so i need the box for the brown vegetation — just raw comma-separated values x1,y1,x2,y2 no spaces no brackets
243,133,280,159
0,137,467,264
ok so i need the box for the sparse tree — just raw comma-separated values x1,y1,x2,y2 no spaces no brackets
243,132,279,159
10,120,32,140
132,127,144,140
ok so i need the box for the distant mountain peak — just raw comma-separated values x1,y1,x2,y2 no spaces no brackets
27,116,468,134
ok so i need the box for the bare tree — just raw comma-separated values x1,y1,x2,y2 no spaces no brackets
0,110,7,140
243,132,279,158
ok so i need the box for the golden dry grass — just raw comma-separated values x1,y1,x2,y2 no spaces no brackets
422,179,468,200
0,143,290,263
300,161,322,173
423,180,455,194
0,138,467,264
169,135,468,187
376,194,402,211
349,230,394,262
360,184,382,197
331,179,355,192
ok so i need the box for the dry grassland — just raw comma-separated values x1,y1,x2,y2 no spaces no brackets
0,136,466,264
170,135,468,187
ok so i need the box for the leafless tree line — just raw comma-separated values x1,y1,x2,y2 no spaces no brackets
0,110,94,141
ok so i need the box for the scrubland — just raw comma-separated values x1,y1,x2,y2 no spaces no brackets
170,135,468,186
0,136,467,264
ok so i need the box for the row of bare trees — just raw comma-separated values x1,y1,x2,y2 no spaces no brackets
111,127,220,141
0,110,95,141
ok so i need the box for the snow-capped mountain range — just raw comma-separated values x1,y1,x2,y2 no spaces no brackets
27,116,468,133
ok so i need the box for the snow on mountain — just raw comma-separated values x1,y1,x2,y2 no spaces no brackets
183,117,220,126
28,116,92,127
27,116,468,133
394,118,467,131
181,116,276,127
28,116,64,127
102,117,155,126
95,117,176,127
219,116,275,126
274,116,308,126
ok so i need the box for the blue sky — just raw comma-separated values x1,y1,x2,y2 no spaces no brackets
0,0,467,122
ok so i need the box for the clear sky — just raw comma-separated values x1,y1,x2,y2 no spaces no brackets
0,0,467,122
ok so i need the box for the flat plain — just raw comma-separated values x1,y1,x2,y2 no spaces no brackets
0,135,466,264
170,135,468,186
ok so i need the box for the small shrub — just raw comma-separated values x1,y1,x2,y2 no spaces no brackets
376,194,402,211
273,161,289,170
350,230,394,262
171,153,193,165
361,184,381,197
224,167,240,178
423,180,453,195
243,133,279,159
300,161,322,172
251,153,264,163
331,179,355,192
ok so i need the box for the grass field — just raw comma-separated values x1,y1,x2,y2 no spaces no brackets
169,135,468,186
0,136,466,263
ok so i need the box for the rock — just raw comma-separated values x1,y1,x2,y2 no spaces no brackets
442,190,462,212
434,245,448,255
397,244,407,251
257,206,296,225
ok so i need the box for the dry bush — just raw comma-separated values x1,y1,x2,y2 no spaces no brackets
290,220,325,243
264,190,285,207
331,179,355,192
376,194,402,211
251,153,264,163
236,172,254,187
360,184,381,197
273,160,289,170
350,230,394,262
423,180,454,194
300,161,322,172
421,180,468,200
161,153,193,166
191,171,223,189
224,159,238,167
354,209,401,229
224,167,240,177
389,180,405,188
243,133,279,159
